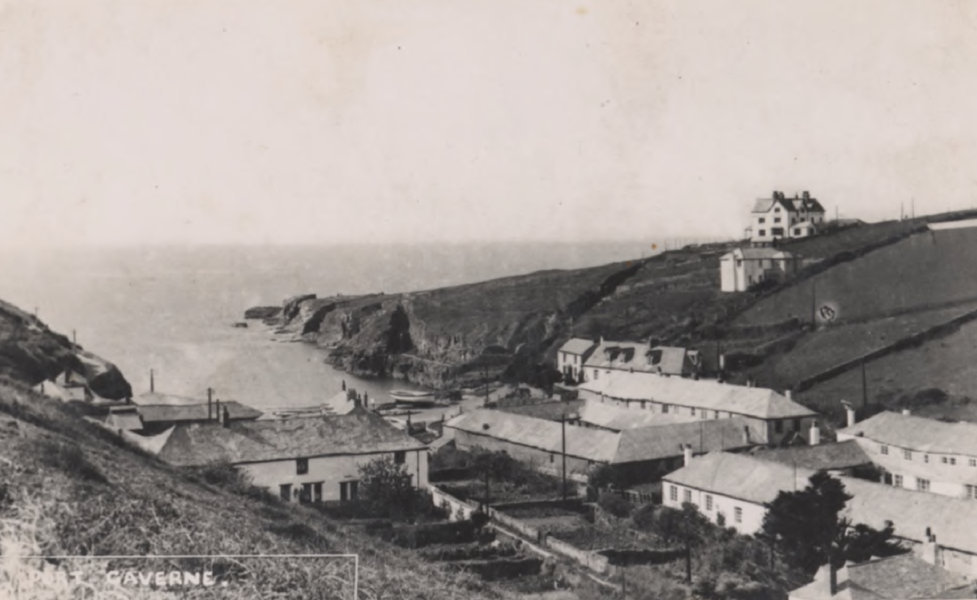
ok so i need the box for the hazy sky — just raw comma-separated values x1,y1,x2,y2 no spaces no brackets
2,1,976,246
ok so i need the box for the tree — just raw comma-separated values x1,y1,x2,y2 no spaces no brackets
469,448,515,503
358,457,416,520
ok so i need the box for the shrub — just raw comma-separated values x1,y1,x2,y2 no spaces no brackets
598,493,631,518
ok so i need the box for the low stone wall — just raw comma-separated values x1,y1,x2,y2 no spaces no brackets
546,536,609,574
429,484,476,522
485,506,542,541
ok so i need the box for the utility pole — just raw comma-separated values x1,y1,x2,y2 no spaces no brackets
150,369,155,393
861,361,868,409
561,413,568,502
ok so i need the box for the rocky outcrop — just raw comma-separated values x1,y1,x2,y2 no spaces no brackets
0,299,132,399
273,260,648,389
243,306,281,320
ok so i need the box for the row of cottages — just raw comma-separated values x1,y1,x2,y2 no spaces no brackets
577,370,819,445
445,408,753,487
662,451,977,577
836,409,977,501
155,408,428,504
789,553,974,600
746,190,826,246
719,247,800,292
556,337,700,384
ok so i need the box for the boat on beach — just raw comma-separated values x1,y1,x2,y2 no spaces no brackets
389,389,438,407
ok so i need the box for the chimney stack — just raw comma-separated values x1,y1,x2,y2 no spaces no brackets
809,421,821,445
842,401,856,427
150,369,155,393
215,399,222,424
682,444,693,467
901,408,911,416
222,405,230,428
785,389,792,400
207,388,213,420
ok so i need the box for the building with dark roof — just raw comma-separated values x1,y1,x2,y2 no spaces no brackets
747,190,827,245
105,399,263,434
579,339,700,382
750,440,873,474
156,410,428,504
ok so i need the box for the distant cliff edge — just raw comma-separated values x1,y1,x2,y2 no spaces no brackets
0,299,132,399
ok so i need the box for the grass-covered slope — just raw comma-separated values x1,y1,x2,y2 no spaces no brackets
0,377,497,600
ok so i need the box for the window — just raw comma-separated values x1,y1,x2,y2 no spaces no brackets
758,230,766,237
950,457,957,465
924,455,930,463
394,451,406,464
758,217,765,224
593,369,599,380
296,458,309,475
705,495,713,511
774,217,781,223
917,478,930,492
734,507,743,523
691,407,696,416
550,453,555,463
967,485,977,499
970,458,976,467
683,489,692,503
793,229,800,235
893,475,903,488
279,484,292,502
669,485,678,502
714,411,720,419
663,404,669,414
771,227,784,236
775,420,784,434
300,482,323,504
904,449,912,460
340,480,359,502
791,217,797,224
881,445,889,456
640,401,646,409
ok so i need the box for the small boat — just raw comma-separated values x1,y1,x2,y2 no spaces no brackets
389,389,437,407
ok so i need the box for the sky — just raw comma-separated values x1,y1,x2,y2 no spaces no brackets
2,0,977,247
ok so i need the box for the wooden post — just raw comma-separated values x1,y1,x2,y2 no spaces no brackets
861,361,868,409
561,413,568,502
150,369,155,393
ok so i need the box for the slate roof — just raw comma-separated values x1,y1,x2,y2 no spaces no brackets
663,451,815,504
725,247,795,261
559,338,598,355
138,401,263,423
837,411,977,457
583,341,695,376
790,197,826,214
580,371,817,420
577,401,696,430
750,440,871,471
791,555,973,600
842,477,977,554
665,452,977,555
446,410,752,465
157,410,427,466
752,197,794,214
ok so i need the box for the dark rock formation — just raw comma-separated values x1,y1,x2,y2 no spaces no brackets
243,306,281,320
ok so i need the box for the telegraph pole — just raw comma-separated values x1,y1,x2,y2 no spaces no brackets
561,413,568,502
861,361,868,409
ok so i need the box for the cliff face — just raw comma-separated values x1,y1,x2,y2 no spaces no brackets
0,299,132,399
267,261,647,389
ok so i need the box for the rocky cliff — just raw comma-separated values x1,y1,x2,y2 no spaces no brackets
0,299,132,399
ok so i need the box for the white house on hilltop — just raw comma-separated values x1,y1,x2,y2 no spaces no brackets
719,247,799,292
556,337,599,383
747,191,826,245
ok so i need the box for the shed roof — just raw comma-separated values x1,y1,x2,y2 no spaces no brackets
559,338,598,355
138,401,263,423
580,371,816,420
446,410,753,465
837,411,977,457
577,401,695,430
750,440,872,472
157,410,426,466
791,555,973,600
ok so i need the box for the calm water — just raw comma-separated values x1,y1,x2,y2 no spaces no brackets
0,242,656,410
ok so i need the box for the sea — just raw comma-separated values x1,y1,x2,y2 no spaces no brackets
0,242,664,413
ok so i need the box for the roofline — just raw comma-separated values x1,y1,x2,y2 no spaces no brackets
590,393,817,420
445,423,611,464
176,444,429,467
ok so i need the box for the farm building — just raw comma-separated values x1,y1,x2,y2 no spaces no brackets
445,408,753,486
578,370,819,445
836,410,977,500
107,399,263,434
156,409,428,504
664,452,977,577
719,247,799,292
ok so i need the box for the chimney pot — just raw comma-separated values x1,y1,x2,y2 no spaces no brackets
785,390,792,400
809,421,821,445
683,444,694,467
902,408,911,416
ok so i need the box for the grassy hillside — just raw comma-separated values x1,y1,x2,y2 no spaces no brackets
0,377,500,599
